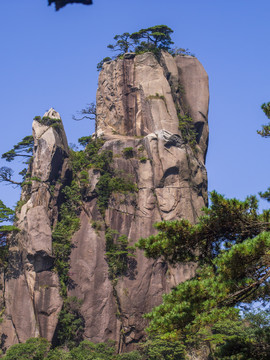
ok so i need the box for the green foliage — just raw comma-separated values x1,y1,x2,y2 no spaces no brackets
169,47,195,57
2,338,50,360
257,101,270,205
141,337,185,360
0,200,14,224
45,347,70,360
69,340,115,359
139,156,147,163
107,32,135,53
47,171,83,347
137,191,270,354
138,191,270,265
3,338,144,360
97,57,112,71
36,116,63,129
122,147,134,159
213,310,270,359
105,228,135,280
130,25,174,54
70,136,137,215
0,166,22,186
117,350,143,360
52,180,81,296
1,135,34,185
77,136,92,147
56,297,84,349
1,135,33,163
91,220,102,232
257,102,270,137
259,187,270,202
0,200,19,267
96,172,137,214
15,198,27,213
100,25,177,67
79,170,89,185
69,136,105,173
178,113,197,149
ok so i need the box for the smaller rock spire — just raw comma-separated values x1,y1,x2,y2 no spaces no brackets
43,108,61,120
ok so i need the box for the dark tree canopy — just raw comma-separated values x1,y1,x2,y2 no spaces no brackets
257,102,270,137
98,25,192,72
106,25,174,56
48,0,93,11
130,25,174,52
1,135,33,163
137,191,270,357
0,200,18,265
0,135,34,186
107,33,137,54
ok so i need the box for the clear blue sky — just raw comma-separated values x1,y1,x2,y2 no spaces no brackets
0,0,269,211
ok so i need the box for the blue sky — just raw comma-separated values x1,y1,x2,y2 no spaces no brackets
0,0,269,211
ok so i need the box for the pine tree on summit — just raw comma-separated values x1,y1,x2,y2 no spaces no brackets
106,25,174,56
130,25,174,52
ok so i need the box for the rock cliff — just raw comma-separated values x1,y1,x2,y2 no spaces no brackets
0,51,209,352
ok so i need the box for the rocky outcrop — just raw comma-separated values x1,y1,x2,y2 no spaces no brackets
48,0,93,11
69,51,209,350
0,109,69,350
0,52,209,352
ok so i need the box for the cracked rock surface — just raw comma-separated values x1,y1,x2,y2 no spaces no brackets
0,52,209,352
69,52,209,351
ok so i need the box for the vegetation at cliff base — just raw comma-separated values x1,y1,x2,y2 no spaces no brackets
56,296,85,349
136,190,270,356
1,338,143,359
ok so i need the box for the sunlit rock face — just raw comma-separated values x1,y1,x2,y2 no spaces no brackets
70,51,209,351
0,109,69,350
0,51,209,353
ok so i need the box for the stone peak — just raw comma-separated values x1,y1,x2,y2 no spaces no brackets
43,108,61,120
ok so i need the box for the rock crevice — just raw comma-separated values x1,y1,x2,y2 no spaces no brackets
0,51,209,352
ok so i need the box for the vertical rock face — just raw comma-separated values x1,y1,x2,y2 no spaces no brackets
0,109,69,350
0,52,209,352
69,51,209,350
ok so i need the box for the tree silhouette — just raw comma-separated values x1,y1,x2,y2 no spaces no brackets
48,0,93,11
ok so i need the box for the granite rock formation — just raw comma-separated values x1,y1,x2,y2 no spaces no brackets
0,51,209,352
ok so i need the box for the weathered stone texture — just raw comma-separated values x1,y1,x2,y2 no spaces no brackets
0,52,209,353
0,110,67,349
69,52,209,350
